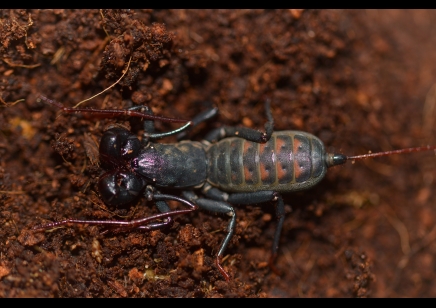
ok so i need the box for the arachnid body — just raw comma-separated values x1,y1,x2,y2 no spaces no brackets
35,97,436,281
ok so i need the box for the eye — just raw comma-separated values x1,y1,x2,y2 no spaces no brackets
98,170,144,206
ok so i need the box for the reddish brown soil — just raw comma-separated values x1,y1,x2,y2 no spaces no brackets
1,9,436,297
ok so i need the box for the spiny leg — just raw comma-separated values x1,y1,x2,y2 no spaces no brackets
126,105,192,142
183,184,285,280
202,185,286,278
222,189,285,275
204,100,274,143
177,106,219,140
182,190,235,281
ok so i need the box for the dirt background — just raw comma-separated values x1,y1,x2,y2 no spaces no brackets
1,9,436,298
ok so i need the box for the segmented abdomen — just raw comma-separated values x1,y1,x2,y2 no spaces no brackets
207,131,328,193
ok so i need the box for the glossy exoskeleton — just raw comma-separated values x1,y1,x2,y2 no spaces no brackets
34,97,436,281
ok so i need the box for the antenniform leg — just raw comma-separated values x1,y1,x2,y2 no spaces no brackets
33,186,198,232
38,95,189,124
